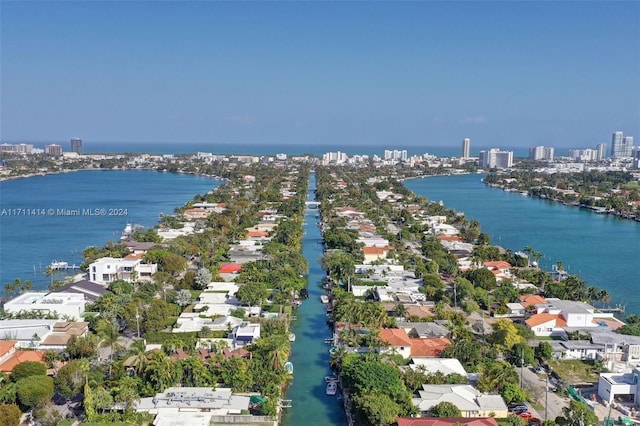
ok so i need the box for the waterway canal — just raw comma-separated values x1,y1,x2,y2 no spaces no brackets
281,172,346,425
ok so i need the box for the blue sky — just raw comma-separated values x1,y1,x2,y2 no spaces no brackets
1,1,639,148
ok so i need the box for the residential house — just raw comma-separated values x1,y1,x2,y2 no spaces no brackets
3,292,86,320
430,223,460,236
135,387,251,418
409,358,468,379
363,246,391,264
53,279,107,303
378,328,450,359
229,322,261,348
0,319,89,351
183,208,211,220
397,418,498,426
598,366,640,405
412,384,508,418
0,340,46,374
88,256,157,285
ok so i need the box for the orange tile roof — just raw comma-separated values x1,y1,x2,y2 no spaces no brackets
124,253,143,259
219,263,242,274
397,418,499,426
526,313,566,328
0,341,16,357
379,328,412,347
519,295,547,307
438,235,463,241
0,351,47,373
246,230,269,237
363,246,389,255
410,337,451,357
484,261,512,269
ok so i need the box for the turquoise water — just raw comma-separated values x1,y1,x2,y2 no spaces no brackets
282,172,346,425
405,174,640,316
0,170,220,292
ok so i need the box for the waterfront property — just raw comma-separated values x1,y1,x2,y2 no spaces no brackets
412,384,509,418
3,291,86,320
135,387,260,425
88,256,157,285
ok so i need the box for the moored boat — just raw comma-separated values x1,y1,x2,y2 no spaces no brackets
326,381,337,396
320,295,329,304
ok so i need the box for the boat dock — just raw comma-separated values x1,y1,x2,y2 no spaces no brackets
48,261,80,271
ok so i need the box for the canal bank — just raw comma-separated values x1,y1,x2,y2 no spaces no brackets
281,172,346,425
405,173,640,316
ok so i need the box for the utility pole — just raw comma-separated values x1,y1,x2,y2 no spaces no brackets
545,373,548,422
520,347,524,388
136,306,141,339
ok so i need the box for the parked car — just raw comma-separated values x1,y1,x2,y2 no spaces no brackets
508,404,529,414
518,412,533,419
528,418,542,426
534,365,546,374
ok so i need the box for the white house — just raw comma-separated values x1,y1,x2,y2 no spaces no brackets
3,292,85,320
229,323,261,348
598,367,640,405
88,256,157,285
430,223,460,236
412,384,508,418
409,358,468,379
136,387,250,416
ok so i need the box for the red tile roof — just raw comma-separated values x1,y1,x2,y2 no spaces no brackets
219,263,242,274
484,261,512,269
363,246,389,255
410,337,451,357
519,295,547,307
379,328,412,347
0,341,16,357
0,351,47,373
526,313,566,328
397,418,499,426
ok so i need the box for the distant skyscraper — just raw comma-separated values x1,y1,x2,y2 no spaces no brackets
479,148,513,169
529,146,554,161
45,144,63,156
633,148,640,169
596,143,606,161
462,138,470,158
611,131,625,158
623,137,634,157
71,137,83,154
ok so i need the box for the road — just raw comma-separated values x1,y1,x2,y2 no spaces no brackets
519,365,571,422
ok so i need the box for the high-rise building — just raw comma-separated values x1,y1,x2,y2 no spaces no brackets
529,146,554,161
596,143,607,161
383,149,407,161
462,138,470,158
633,148,640,169
70,137,83,154
622,137,634,157
45,144,63,156
478,148,513,169
611,131,626,158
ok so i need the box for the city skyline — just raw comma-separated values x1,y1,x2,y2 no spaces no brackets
1,1,639,148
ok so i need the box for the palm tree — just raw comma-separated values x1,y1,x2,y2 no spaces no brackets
145,351,180,392
97,319,122,377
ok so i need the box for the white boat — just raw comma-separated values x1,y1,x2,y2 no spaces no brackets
325,374,338,383
326,381,338,396
320,295,329,304
289,333,296,342
284,362,293,374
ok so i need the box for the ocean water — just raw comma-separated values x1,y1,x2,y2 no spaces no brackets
0,170,220,292
405,174,640,316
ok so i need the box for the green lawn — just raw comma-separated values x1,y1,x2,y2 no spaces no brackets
546,359,601,384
